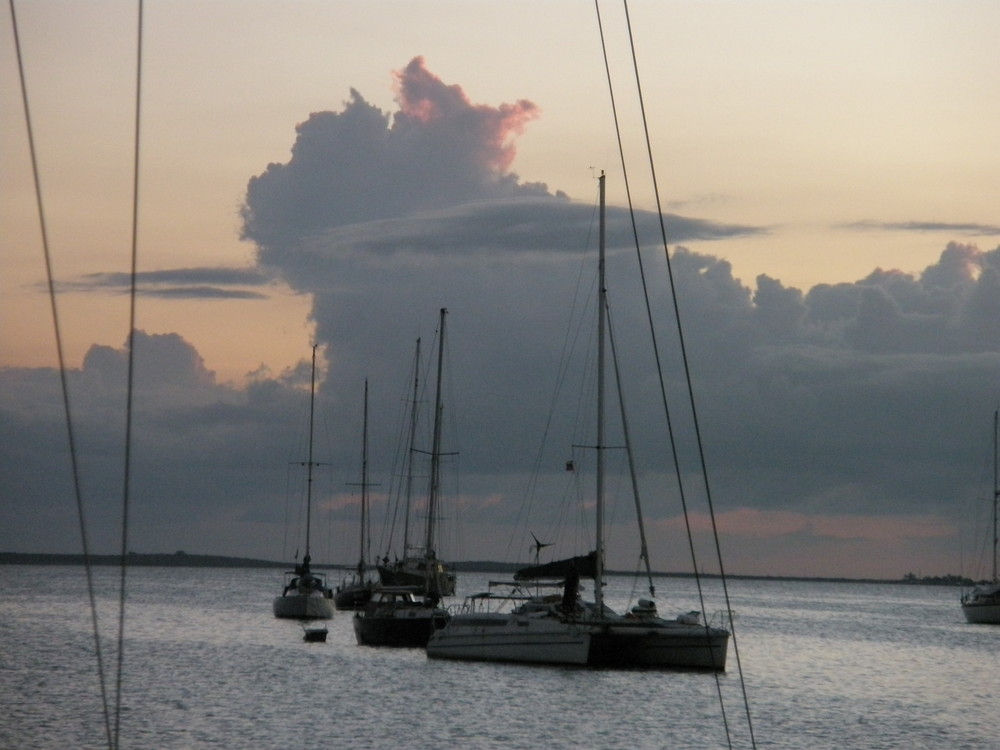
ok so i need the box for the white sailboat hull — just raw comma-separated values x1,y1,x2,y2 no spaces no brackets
273,347,334,621
272,592,334,620
426,613,591,665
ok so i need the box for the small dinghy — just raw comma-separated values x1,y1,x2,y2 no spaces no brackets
302,626,328,643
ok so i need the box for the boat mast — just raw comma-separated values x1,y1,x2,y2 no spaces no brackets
359,379,369,576
304,344,318,564
595,173,606,613
608,314,656,599
993,408,998,582
425,309,448,559
402,338,421,555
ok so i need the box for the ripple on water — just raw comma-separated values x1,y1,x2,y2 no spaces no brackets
2,568,998,749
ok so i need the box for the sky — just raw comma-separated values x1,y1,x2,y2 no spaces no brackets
3,1,1000,582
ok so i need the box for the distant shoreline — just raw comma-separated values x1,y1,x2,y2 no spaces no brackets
0,551,975,586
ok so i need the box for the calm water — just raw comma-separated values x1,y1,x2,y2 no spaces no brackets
1,565,996,749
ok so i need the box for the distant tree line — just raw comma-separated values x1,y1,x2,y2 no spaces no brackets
901,572,976,586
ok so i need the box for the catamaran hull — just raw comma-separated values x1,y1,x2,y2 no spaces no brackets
588,623,729,670
273,593,334,620
427,613,728,670
426,615,591,665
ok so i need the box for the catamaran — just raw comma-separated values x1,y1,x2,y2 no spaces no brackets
427,174,729,669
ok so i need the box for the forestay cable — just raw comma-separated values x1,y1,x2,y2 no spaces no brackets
594,0,757,746
7,1,115,747
113,1,145,747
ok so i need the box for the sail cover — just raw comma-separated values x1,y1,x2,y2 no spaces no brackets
514,551,597,581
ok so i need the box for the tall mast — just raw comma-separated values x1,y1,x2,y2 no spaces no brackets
402,338,421,554
993,408,998,582
304,344,317,562
359,379,369,576
595,173,606,612
425,309,448,558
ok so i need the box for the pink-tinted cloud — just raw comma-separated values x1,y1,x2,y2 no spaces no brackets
332,490,391,506
659,508,956,543
455,492,507,510
242,57,548,253
393,56,540,173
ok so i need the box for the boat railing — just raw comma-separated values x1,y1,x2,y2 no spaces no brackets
448,592,517,615
448,581,566,615
706,609,732,629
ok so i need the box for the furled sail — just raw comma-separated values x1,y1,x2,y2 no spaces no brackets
514,551,597,581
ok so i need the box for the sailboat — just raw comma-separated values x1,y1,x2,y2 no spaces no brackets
334,380,378,610
354,309,454,647
376,309,457,598
272,345,335,620
427,174,730,669
961,409,1000,624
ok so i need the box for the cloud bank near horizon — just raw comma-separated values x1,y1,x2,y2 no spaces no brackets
5,58,1000,580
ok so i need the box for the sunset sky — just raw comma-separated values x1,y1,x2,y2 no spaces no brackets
3,1,1000,583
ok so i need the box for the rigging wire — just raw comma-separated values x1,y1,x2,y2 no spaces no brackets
7,1,114,747
605,293,656,599
595,0,757,745
506,203,600,563
113,1,145,747
376,339,420,561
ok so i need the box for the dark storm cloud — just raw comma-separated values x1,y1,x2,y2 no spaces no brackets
7,240,1000,565
678,242,1000,520
236,58,1000,552
0,331,319,555
7,58,1000,574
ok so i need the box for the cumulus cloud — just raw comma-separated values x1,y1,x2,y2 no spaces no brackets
681,242,1000,524
241,56,553,253
0,331,334,556
7,58,1000,579
241,56,759,274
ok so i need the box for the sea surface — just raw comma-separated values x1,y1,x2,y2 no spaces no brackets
1,565,996,750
